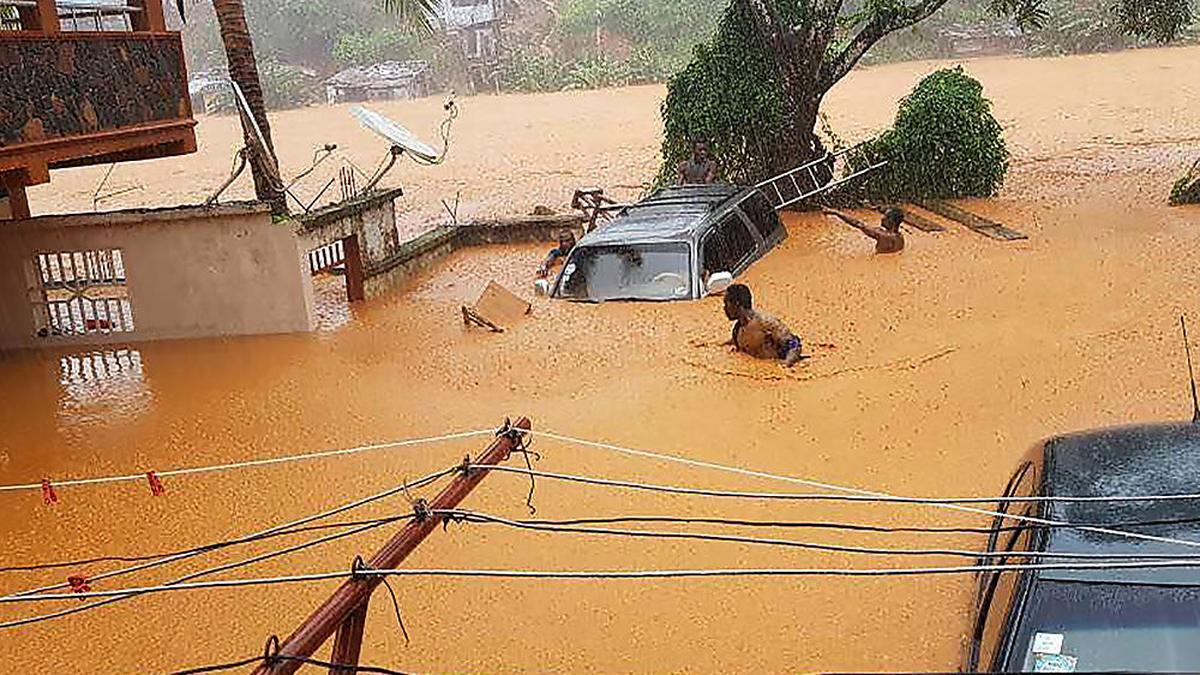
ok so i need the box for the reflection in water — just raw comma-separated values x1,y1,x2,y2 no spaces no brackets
57,348,154,426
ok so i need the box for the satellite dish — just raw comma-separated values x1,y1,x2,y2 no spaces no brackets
351,105,440,163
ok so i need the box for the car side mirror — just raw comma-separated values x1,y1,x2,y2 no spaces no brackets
706,271,733,296
533,279,550,297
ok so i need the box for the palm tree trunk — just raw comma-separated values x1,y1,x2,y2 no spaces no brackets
212,0,288,216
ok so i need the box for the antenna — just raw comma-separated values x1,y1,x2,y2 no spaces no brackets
1182,315,1200,424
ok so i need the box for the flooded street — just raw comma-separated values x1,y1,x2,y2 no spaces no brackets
2,46,1200,672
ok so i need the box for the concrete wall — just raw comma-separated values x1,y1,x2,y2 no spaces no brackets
363,213,586,298
297,188,403,269
0,203,313,350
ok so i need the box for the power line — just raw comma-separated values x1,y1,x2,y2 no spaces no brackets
11,559,1200,603
436,508,1200,561
525,430,1200,552
0,428,493,493
14,510,1200,579
0,515,411,574
9,466,455,598
0,512,410,630
480,464,1200,506
521,514,1200,535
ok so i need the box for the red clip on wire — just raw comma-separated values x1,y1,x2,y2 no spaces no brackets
67,575,91,593
41,479,58,505
146,471,165,497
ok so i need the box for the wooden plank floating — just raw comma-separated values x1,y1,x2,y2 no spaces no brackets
918,200,1028,241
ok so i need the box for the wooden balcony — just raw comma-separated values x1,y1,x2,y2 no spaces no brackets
0,0,195,190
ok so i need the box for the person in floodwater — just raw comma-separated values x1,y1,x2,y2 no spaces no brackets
537,229,576,278
825,207,906,254
722,283,803,367
677,140,718,185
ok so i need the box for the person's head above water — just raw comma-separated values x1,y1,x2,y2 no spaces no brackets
558,229,576,250
692,139,710,162
724,283,753,321
882,207,904,233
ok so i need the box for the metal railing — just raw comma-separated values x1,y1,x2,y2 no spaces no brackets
58,0,141,32
0,0,145,32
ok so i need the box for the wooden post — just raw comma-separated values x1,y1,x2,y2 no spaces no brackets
342,235,365,302
131,0,165,32
253,418,531,675
32,0,58,33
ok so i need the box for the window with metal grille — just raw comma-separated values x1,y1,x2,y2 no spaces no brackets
32,249,135,338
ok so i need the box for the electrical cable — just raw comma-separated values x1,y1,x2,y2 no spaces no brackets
435,508,1200,561
0,428,492,493
14,511,1200,577
14,559,1200,604
520,514,1200,534
9,466,454,598
481,461,1200,506
523,430,1200,551
0,515,412,574
0,512,411,630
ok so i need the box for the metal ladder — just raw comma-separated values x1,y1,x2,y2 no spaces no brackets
755,140,887,211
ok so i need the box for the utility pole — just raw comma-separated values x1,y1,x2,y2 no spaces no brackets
252,417,531,675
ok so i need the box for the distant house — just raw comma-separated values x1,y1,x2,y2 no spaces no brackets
188,70,232,115
937,22,1025,56
434,0,508,89
324,61,432,104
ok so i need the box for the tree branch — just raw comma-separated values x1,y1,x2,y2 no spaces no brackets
818,0,950,92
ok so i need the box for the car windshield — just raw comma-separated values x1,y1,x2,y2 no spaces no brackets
555,243,691,302
1006,579,1200,672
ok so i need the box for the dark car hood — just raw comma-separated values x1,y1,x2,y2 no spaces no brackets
1042,422,1200,585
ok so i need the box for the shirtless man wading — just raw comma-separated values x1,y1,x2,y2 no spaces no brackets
826,207,906,254
723,283,803,367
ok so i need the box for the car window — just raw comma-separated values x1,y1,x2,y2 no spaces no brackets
702,213,756,276
556,243,691,301
740,191,783,240
1008,581,1200,672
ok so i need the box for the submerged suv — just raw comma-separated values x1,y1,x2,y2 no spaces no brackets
968,422,1200,672
549,184,785,302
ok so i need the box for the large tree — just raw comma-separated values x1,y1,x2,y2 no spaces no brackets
213,0,287,215
664,0,1195,183
207,0,436,216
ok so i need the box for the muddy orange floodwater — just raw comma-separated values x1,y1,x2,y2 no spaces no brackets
3,46,1200,673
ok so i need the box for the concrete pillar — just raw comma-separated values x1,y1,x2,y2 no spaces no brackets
343,235,365,302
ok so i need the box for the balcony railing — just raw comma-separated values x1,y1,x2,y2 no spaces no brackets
0,0,194,177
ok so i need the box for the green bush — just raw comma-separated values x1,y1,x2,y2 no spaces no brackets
656,0,793,186
1171,159,1200,205
502,47,569,92
850,66,1009,201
